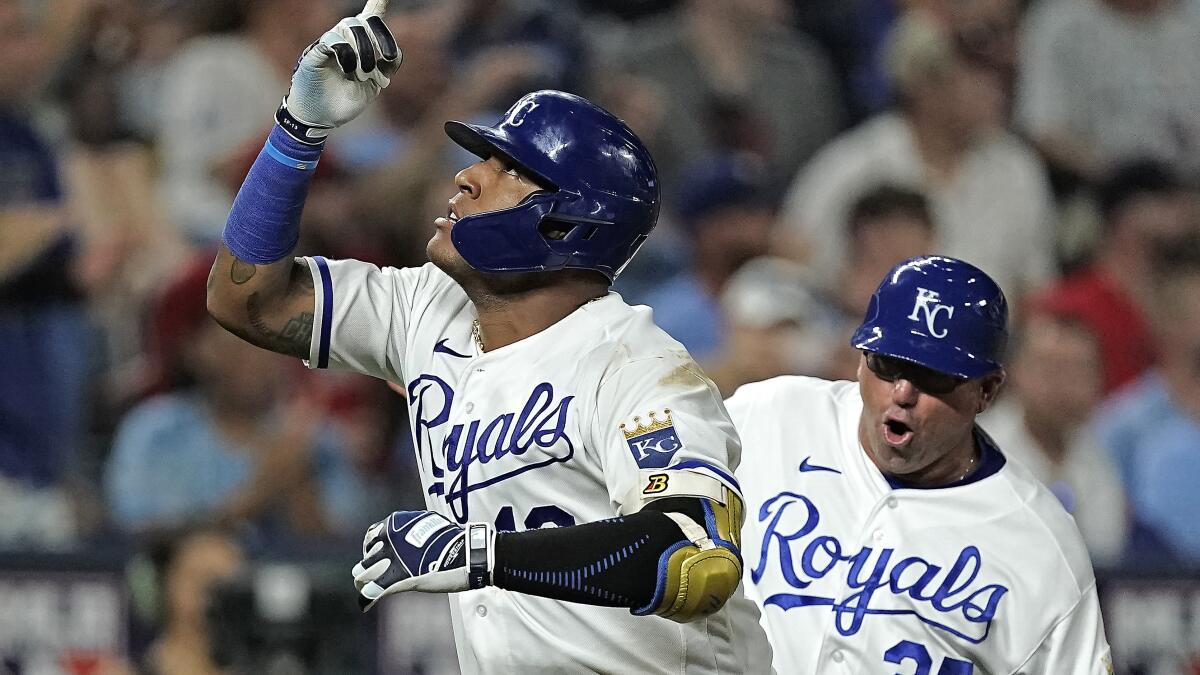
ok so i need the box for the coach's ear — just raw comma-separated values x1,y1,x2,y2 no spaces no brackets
976,369,1006,414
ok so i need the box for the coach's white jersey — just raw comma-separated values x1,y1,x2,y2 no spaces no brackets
303,258,772,674
727,376,1113,675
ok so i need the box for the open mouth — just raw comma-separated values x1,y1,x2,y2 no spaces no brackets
882,419,914,447
435,207,460,229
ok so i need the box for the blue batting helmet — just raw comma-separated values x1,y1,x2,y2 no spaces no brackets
851,256,1008,379
444,90,660,281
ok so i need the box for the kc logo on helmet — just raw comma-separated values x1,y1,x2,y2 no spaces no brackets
505,100,540,127
907,287,955,338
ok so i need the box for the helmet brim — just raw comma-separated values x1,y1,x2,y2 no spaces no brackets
445,120,495,159
851,325,1002,380
444,121,557,189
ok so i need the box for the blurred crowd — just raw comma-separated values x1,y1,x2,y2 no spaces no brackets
2,0,1200,669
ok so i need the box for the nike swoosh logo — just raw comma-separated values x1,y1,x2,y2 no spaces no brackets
433,338,470,358
798,457,841,474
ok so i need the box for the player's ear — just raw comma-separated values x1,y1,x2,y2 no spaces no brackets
976,369,1006,413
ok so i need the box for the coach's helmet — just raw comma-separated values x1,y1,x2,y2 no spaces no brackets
851,256,1008,379
444,90,659,282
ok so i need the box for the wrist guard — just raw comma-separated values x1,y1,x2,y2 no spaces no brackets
276,99,334,146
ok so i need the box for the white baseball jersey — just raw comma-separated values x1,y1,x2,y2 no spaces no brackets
726,376,1113,675
302,257,773,674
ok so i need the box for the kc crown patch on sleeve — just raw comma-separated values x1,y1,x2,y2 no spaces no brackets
621,409,683,468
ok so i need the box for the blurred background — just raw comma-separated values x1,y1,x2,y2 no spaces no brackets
0,0,1198,672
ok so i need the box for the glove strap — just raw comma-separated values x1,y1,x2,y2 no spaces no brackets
467,522,493,590
275,99,333,146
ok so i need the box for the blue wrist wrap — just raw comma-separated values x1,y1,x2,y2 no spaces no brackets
222,125,325,264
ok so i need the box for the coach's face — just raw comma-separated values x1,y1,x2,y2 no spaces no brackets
428,155,546,275
856,352,1003,486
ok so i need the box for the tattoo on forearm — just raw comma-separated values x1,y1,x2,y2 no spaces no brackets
231,259,258,285
246,292,314,359
280,312,315,346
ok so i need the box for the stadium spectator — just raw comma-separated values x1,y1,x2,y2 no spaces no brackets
704,257,832,395
0,0,96,549
943,0,1023,102
811,0,1023,122
790,184,940,383
446,0,586,103
679,185,937,394
778,9,1054,297
643,155,774,361
139,527,244,675
836,184,938,319
1016,0,1200,184
788,0,880,122
611,0,843,196
48,0,192,147
981,309,1129,565
1032,160,1195,394
104,257,380,539
1095,237,1200,563
156,0,338,241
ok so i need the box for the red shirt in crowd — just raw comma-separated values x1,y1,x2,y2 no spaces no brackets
1031,265,1156,394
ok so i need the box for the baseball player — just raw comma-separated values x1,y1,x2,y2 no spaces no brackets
205,2,772,673
725,256,1113,674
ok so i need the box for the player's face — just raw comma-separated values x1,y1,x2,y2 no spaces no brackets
428,155,546,276
856,352,1004,486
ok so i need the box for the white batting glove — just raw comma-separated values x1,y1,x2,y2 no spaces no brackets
352,511,496,612
279,0,401,143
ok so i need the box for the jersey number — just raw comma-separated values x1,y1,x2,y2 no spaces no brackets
494,505,576,531
883,640,973,675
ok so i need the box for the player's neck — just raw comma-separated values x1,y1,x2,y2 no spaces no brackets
926,434,981,487
468,282,607,351
883,433,981,488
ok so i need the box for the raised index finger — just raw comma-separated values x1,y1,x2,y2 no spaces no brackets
361,0,388,16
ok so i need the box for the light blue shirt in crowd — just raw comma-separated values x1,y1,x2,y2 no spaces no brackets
1094,372,1200,560
105,393,382,536
642,274,723,361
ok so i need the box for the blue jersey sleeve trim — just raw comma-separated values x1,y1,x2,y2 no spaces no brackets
669,459,741,493
314,256,333,369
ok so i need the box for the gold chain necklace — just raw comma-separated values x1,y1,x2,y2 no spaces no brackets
472,320,485,352
955,451,979,482
471,296,604,354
